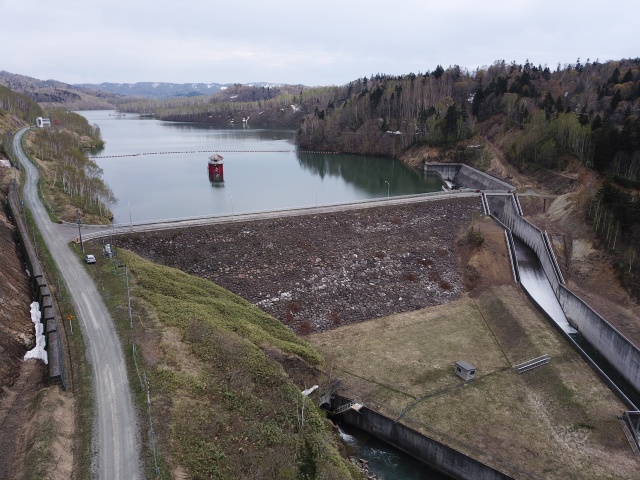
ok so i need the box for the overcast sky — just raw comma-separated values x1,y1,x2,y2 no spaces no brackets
2,0,638,87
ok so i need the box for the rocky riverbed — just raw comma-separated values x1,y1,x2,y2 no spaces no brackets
116,197,482,334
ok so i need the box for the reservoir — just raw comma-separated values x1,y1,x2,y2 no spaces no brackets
80,110,442,223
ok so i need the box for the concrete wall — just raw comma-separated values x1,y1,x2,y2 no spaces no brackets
7,181,67,389
424,163,515,192
425,163,460,184
486,194,562,294
558,285,640,395
333,396,514,480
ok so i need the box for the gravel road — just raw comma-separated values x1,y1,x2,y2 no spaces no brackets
14,128,140,480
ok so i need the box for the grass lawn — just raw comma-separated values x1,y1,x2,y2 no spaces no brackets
310,286,638,479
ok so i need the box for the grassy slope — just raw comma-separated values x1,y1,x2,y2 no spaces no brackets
84,246,358,480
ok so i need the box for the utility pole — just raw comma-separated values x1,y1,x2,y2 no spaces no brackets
116,264,132,328
76,209,84,253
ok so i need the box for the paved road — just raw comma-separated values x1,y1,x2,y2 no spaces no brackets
76,189,482,242
14,128,140,480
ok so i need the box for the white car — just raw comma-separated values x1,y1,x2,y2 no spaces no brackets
85,254,96,264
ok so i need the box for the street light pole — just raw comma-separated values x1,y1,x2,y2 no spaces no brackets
127,201,132,232
384,180,390,205
124,264,132,328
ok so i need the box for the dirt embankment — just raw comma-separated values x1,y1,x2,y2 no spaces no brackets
0,163,40,478
0,165,74,480
0,176,34,384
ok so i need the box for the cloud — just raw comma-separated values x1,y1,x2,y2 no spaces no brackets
2,0,639,85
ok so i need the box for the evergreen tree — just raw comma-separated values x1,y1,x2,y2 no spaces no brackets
542,91,556,119
578,106,590,126
471,82,485,118
592,120,618,172
610,67,621,85
610,90,622,109
444,103,459,137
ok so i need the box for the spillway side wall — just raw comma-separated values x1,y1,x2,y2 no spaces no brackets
333,396,514,480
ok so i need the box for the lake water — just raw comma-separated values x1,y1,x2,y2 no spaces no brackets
80,110,442,223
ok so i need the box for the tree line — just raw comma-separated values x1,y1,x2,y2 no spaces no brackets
0,84,43,124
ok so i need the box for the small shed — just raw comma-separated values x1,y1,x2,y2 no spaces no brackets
455,360,476,381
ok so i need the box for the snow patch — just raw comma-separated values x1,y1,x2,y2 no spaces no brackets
302,385,318,396
24,301,48,364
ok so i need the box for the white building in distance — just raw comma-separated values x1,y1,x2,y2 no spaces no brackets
35,117,51,128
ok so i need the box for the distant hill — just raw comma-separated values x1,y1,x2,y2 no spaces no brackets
0,71,282,105
75,81,226,99
74,81,284,99
0,71,122,110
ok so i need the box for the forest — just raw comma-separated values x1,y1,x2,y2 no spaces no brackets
1,84,43,153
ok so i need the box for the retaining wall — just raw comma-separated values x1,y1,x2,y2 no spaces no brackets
558,285,640,395
6,181,67,389
332,396,514,480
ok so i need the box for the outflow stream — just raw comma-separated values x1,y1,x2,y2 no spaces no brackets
337,423,452,480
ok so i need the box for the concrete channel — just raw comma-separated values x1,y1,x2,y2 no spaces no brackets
484,192,640,410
